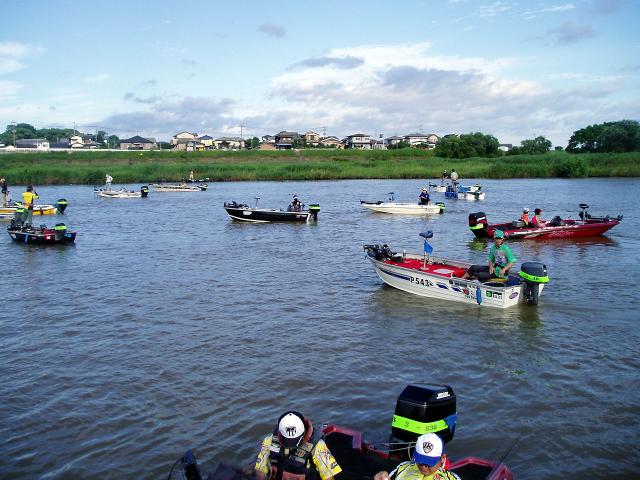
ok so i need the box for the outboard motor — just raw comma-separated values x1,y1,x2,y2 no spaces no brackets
54,222,67,240
140,185,150,197
55,198,68,214
468,212,488,238
518,262,549,305
435,202,446,214
391,384,457,456
308,204,320,221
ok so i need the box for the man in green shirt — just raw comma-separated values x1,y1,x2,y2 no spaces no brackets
462,230,516,281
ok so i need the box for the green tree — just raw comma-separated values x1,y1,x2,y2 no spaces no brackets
246,136,260,149
435,132,499,158
519,136,552,155
107,134,120,149
566,120,640,153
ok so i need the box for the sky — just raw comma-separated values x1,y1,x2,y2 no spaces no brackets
1,0,639,146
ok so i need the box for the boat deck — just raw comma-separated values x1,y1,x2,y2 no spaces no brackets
384,258,467,278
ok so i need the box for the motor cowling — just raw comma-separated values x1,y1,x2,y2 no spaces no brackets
308,204,320,221
391,384,457,452
141,185,150,197
435,202,446,214
518,262,549,305
468,212,488,237
55,198,68,214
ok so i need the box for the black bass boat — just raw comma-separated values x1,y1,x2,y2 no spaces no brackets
224,199,320,223
7,220,76,244
169,384,513,480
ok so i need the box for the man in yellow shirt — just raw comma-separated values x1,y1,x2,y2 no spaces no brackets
21,185,39,228
374,433,460,480
254,411,342,480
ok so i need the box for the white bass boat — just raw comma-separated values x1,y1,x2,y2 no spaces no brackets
150,183,207,192
94,186,149,198
363,231,549,308
360,200,445,215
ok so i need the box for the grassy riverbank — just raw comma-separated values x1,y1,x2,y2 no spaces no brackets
0,149,638,185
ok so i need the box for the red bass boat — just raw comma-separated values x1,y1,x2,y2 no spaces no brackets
469,204,622,240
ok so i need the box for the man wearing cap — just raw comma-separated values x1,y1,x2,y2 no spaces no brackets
1,177,8,207
418,188,430,205
520,208,530,226
374,433,460,480
461,229,516,281
254,411,342,480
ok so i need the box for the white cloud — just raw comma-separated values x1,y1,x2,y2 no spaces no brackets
0,41,44,76
85,73,111,84
0,80,22,99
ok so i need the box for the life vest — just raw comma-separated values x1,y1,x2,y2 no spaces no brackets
268,419,316,480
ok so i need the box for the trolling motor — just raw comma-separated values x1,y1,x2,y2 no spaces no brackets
55,198,68,214
468,212,488,237
140,185,150,197
518,262,549,305
391,384,457,459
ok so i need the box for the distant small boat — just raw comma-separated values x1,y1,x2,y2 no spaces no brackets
94,186,149,198
0,199,68,219
445,185,485,200
428,183,447,193
223,198,320,223
151,183,207,192
7,221,76,245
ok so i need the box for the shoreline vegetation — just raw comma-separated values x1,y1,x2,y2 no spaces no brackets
0,149,638,185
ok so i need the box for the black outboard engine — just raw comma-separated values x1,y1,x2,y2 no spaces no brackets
468,212,488,238
391,384,457,456
308,204,321,221
518,262,549,305
55,198,68,214
140,185,150,197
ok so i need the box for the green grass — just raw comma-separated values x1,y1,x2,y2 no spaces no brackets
0,149,638,185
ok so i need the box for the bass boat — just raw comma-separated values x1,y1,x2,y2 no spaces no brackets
364,231,549,307
361,191,445,215
224,199,320,223
469,204,622,240
168,384,513,480
7,220,76,245
150,183,208,192
0,199,68,219
94,186,149,198
428,183,447,193
444,185,485,201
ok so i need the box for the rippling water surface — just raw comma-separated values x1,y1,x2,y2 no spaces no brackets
1,178,639,478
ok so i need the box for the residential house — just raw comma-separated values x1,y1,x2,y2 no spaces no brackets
258,143,277,151
498,143,513,152
261,134,276,145
50,137,70,149
171,131,198,149
385,135,404,147
70,135,85,148
120,135,157,150
319,136,344,149
16,138,50,150
274,131,300,150
198,135,214,149
213,137,244,150
403,133,430,146
304,131,320,146
174,138,205,151
345,133,371,149
370,138,387,150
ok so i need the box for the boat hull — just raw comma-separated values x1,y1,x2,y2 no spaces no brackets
151,183,207,192
361,201,445,215
446,191,485,200
366,251,543,308
224,207,313,223
8,227,76,244
0,204,59,217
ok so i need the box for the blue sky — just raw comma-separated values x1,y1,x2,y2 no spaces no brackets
1,0,638,145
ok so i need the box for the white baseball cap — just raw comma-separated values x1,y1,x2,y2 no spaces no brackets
278,412,305,447
413,433,444,467
523,207,529,212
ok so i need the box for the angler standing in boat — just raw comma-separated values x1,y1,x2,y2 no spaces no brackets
105,174,113,192
22,185,39,228
374,433,460,480
419,187,431,205
189,170,194,181
462,230,516,281
1,177,8,207
254,411,342,480
449,169,459,191
440,170,448,185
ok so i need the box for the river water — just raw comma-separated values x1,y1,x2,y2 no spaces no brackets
0,178,638,479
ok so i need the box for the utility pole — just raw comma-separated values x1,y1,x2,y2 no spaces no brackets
322,126,326,137
12,122,16,146
239,123,244,149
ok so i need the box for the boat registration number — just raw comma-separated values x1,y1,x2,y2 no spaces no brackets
410,277,433,287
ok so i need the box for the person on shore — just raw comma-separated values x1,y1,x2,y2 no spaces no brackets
419,187,430,205
1,177,8,206
450,169,459,191
254,411,342,480
532,208,544,227
461,230,516,281
520,208,530,226
288,195,303,212
440,170,448,185
105,174,113,192
374,433,460,480
21,185,39,228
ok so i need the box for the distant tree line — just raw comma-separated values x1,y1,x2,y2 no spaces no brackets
434,132,500,158
0,123,120,148
566,120,640,153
